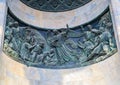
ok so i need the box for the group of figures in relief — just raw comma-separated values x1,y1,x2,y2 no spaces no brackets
3,11,117,68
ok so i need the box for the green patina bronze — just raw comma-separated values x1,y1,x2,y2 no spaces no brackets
20,0,91,12
3,9,117,69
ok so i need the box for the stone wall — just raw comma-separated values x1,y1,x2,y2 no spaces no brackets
7,0,109,29
0,0,120,85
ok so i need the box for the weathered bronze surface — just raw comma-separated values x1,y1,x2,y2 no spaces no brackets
20,0,91,12
3,9,117,69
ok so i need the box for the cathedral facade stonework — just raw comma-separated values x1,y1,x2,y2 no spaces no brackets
0,0,120,85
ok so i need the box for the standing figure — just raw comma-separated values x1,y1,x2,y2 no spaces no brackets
47,29,69,64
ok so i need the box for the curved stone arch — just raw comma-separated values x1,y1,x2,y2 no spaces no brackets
7,0,109,29
3,8,118,68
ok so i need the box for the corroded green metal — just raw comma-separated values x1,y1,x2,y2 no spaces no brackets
3,9,117,69
20,0,91,12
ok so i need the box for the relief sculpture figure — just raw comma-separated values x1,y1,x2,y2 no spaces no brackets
47,29,73,65
3,10,118,68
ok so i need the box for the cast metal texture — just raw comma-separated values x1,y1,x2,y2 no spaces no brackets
3,9,117,69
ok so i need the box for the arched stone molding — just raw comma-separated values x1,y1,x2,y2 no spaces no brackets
8,0,109,29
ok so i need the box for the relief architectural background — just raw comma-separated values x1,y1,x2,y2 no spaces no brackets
3,9,117,69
